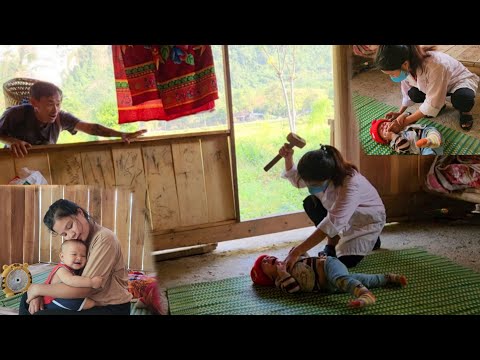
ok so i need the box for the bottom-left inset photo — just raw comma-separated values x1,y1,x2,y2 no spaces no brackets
0,185,166,315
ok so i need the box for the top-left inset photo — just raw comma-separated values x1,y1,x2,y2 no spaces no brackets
352,45,480,155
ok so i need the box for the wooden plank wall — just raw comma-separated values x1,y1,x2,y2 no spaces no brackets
359,154,425,220
0,185,151,271
0,132,236,254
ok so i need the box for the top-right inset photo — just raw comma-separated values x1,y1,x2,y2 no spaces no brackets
352,45,480,155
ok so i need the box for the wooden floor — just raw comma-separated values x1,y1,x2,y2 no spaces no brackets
436,45,480,75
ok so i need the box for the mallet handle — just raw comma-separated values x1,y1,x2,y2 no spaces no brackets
264,154,283,172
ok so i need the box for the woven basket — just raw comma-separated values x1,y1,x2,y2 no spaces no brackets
3,78,38,108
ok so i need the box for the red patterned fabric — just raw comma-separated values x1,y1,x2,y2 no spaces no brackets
352,45,378,57
112,45,218,124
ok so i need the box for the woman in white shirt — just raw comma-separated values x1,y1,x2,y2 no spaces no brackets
375,45,479,131
281,145,386,270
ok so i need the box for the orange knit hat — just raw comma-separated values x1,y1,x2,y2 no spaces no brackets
370,119,390,144
250,255,275,286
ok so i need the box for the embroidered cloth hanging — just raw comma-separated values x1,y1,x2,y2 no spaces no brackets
112,45,218,123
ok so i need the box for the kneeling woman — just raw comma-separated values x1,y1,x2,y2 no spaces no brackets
280,144,385,270
19,199,132,315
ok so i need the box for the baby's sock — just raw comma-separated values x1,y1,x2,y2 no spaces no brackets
417,132,441,148
348,285,376,308
416,138,431,148
385,273,408,287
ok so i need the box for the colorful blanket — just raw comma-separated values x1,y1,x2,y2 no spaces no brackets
425,155,480,193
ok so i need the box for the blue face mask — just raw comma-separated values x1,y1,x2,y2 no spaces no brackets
308,181,329,195
390,70,408,83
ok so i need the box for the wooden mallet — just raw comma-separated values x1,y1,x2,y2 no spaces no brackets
264,132,306,172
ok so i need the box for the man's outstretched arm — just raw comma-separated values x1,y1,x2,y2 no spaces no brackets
74,121,147,143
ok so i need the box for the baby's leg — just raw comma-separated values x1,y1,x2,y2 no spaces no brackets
385,273,408,286
335,276,376,308
416,127,442,148
350,273,407,288
347,273,407,308
350,273,387,288
347,285,376,308
82,298,96,310
325,257,376,308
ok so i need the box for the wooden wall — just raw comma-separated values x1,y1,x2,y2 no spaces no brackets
0,185,152,271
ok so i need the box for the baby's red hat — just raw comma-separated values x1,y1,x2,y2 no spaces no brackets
370,119,390,144
250,254,275,286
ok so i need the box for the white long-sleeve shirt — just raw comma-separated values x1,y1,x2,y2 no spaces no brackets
282,165,386,257
400,51,479,117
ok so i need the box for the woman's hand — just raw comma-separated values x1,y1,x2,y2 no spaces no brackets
26,284,44,314
279,143,294,159
26,284,39,304
91,276,103,289
385,111,401,121
275,260,288,274
28,297,44,315
284,247,302,272
387,114,407,133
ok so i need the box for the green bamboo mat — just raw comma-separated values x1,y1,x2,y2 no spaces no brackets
167,248,480,315
0,267,151,315
353,93,480,155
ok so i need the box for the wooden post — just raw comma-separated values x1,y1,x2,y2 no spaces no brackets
332,45,360,167
222,45,240,223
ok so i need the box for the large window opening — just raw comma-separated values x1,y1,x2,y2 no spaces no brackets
229,45,334,220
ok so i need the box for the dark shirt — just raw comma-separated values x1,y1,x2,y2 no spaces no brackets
0,105,80,145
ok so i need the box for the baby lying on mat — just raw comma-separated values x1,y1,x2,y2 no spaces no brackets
370,119,443,155
251,253,407,308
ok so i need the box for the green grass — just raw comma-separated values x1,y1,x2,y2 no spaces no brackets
234,117,330,220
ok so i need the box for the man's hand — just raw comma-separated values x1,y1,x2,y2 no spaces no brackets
121,129,148,144
91,276,103,289
9,139,32,158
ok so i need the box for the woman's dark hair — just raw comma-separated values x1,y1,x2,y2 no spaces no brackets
30,81,63,100
43,199,89,234
297,145,358,187
374,45,437,75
